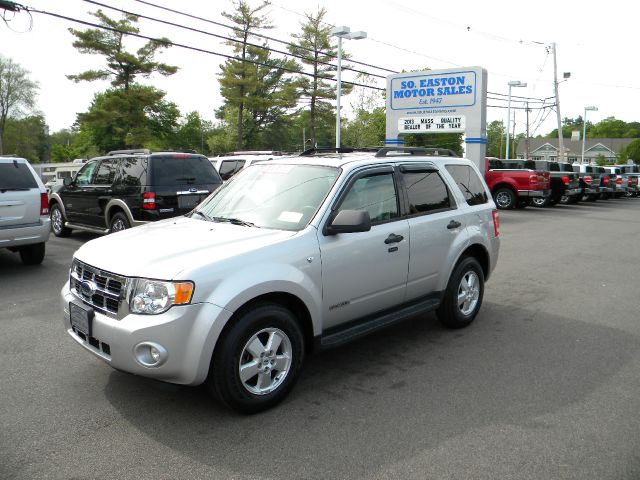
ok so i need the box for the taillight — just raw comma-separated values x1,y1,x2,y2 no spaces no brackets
492,209,500,237
529,174,538,186
142,192,156,210
628,178,633,186
602,176,609,185
616,177,622,185
584,175,592,185
40,193,49,216
562,176,570,186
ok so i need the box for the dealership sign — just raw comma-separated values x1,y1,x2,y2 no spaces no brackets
386,67,487,169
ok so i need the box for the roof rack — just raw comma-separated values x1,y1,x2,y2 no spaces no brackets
107,149,151,156
300,147,383,156
375,147,459,158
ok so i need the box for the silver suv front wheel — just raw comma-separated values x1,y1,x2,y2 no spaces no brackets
207,303,304,414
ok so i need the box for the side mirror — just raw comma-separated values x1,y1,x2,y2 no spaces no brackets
325,209,371,235
63,177,73,186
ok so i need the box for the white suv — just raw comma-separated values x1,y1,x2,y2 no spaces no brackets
0,156,51,265
60,148,500,412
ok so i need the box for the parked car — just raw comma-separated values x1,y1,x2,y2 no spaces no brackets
484,158,550,209
529,160,581,207
211,151,283,181
61,147,500,413
591,166,616,199
49,149,222,237
0,156,51,265
601,166,629,198
571,164,602,202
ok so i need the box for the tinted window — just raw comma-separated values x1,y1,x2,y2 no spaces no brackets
74,161,99,186
401,170,452,214
488,159,504,169
339,172,399,224
120,157,147,186
0,162,38,189
219,159,246,180
94,159,119,185
151,155,221,186
445,165,488,206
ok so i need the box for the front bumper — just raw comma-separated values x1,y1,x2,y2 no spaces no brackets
518,189,550,198
61,281,233,385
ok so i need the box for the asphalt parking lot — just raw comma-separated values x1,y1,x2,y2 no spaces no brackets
2,198,640,480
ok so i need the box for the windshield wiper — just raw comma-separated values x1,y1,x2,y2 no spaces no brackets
191,210,211,221
211,216,259,228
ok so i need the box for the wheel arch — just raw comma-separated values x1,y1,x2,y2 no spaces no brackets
105,199,135,226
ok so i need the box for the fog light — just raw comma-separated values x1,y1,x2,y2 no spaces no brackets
134,342,168,368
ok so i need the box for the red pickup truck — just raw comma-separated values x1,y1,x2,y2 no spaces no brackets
484,158,551,209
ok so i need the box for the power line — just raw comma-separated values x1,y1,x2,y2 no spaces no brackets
23,5,386,92
83,0,388,81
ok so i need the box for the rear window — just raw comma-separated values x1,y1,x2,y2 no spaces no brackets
150,155,222,186
445,165,488,206
0,162,38,189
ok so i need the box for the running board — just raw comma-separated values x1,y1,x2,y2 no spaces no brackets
65,222,110,235
319,296,441,350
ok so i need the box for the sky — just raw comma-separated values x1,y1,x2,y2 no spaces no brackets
1,0,638,140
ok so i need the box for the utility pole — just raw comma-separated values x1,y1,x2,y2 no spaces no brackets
525,101,531,159
552,42,564,163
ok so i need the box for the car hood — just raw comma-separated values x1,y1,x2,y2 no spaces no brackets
74,217,298,279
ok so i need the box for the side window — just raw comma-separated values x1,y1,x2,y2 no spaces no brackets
94,159,119,185
401,169,453,215
219,160,245,180
445,165,488,206
338,172,399,224
120,157,147,186
74,161,99,186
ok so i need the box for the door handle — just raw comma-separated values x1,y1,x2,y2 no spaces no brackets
447,220,461,230
384,233,404,244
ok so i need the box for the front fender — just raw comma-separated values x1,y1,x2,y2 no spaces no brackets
203,262,323,336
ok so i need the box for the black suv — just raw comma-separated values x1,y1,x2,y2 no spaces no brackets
49,150,222,237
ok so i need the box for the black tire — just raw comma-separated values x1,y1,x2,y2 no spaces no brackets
207,303,305,414
516,199,528,209
109,212,130,233
437,256,485,329
50,203,71,237
529,196,550,208
493,188,516,210
19,242,45,265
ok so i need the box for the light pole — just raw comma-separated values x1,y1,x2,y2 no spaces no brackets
505,80,527,159
330,26,367,150
581,106,598,164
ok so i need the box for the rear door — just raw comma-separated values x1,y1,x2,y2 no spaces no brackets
0,160,41,232
400,164,463,300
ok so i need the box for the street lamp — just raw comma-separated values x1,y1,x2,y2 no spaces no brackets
581,106,598,164
505,80,527,159
330,26,367,150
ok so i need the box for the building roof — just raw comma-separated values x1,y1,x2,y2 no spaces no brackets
516,138,633,156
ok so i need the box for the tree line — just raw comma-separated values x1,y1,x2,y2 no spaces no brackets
0,1,638,163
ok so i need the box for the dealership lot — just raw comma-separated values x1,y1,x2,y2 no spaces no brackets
2,198,640,480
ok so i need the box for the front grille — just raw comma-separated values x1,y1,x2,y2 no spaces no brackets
70,260,127,317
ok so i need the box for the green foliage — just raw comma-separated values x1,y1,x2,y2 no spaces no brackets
288,7,350,148
67,9,177,90
594,153,607,166
486,120,505,157
173,111,213,154
77,85,179,153
2,115,48,162
0,55,39,155
589,116,637,138
624,139,640,163
343,107,385,148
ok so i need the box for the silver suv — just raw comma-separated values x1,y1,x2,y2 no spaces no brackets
60,148,500,413
0,156,51,265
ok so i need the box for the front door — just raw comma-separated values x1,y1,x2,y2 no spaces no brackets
62,160,99,225
318,167,410,330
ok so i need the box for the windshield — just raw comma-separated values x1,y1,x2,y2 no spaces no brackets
194,163,340,231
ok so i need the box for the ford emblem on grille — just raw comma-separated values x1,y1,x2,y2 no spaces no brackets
80,280,97,297
189,187,197,193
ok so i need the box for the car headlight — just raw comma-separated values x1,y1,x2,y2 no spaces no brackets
129,279,194,315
